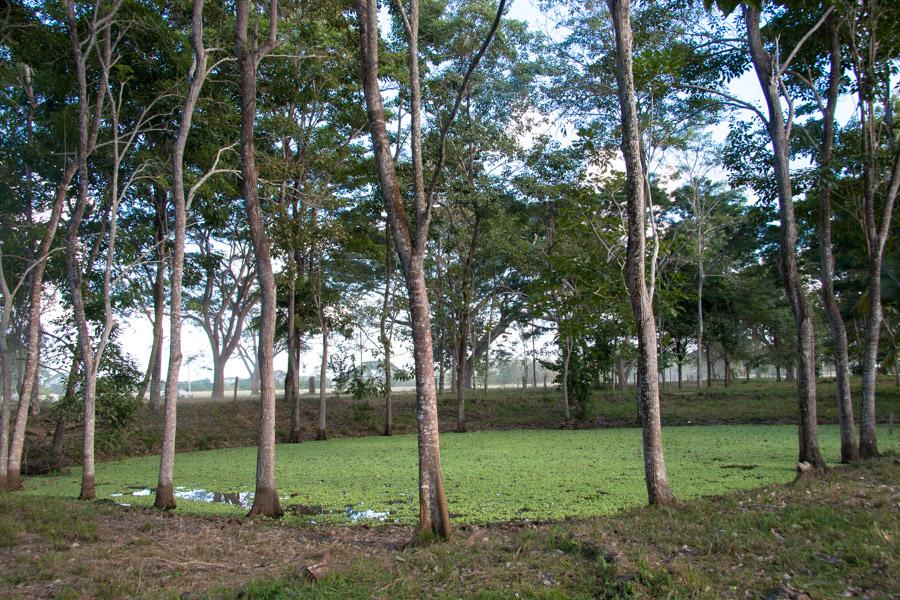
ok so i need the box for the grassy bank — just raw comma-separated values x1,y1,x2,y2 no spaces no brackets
21,424,898,525
2,458,897,598
21,378,900,471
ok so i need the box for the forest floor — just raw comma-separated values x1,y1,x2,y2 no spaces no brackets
0,457,896,599
22,378,900,470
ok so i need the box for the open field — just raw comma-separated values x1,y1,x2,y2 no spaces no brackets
2,458,897,599
20,424,899,525
21,378,900,472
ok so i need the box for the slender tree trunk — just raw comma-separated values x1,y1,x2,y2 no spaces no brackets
156,0,208,510
616,356,626,390
562,335,572,423
50,353,81,471
816,17,857,462
288,291,302,442
696,282,704,388
455,313,467,433
705,342,712,387
724,352,731,387
140,186,167,410
608,0,674,504
27,338,41,416
355,0,501,540
64,0,114,500
0,308,12,490
236,0,282,518
357,0,451,538
745,4,825,471
677,360,682,389
381,224,394,436
6,162,77,491
317,327,328,441
855,35,900,457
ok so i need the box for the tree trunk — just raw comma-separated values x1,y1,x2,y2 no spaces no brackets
355,0,503,540
140,186,167,411
64,0,111,500
677,360,682,389
724,352,731,387
236,0,282,518
251,362,260,395
211,358,227,401
407,265,451,538
745,4,825,471
155,0,208,511
816,16,857,462
696,222,705,388
317,328,328,441
6,162,77,491
27,339,41,416
616,356,626,390
855,30,900,458
288,341,302,442
455,312,467,433
561,335,572,423
0,307,12,490
608,0,674,505
381,223,394,436
705,342,712,387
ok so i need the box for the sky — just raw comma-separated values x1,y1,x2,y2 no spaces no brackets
116,0,860,383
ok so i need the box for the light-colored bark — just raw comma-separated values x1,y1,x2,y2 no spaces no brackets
816,16,857,463
156,0,209,510
607,0,674,505
317,327,328,440
852,1,900,457
380,224,394,436
356,0,505,540
744,4,826,471
236,0,282,518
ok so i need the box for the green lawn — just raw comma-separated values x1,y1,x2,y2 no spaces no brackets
23,424,898,525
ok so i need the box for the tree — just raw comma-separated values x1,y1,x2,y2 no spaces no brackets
354,0,507,540
607,0,674,505
187,219,258,401
235,0,283,518
846,0,900,458
740,2,828,471
156,0,222,511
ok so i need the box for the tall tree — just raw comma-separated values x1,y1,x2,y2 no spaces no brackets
814,15,858,462
607,0,674,505
354,0,506,539
741,2,828,471
235,0,283,518
847,0,900,458
155,0,218,510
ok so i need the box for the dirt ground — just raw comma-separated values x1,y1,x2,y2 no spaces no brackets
0,502,411,598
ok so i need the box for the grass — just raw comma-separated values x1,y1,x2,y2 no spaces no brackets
24,377,900,471
202,458,900,599
3,458,896,599
21,424,898,526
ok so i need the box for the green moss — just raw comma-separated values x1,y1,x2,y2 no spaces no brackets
20,425,898,526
